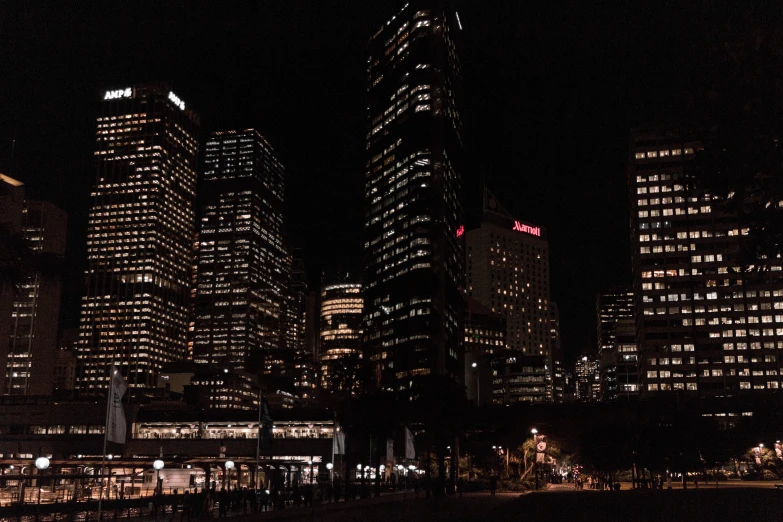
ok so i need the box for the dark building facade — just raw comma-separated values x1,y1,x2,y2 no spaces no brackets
629,127,783,397
282,250,307,352
490,353,550,405
596,288,637,400
464,299,505,406
0,175,68,396
319,276,363,394
550,303,565,403
76,84,199,393
363,2,466,392
600,318,639,401
192,129,286,368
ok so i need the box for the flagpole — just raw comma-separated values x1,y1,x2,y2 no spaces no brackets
255,389,262,489
97,365,112,520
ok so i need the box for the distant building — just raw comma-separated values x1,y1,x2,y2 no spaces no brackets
53,350,77,394
159,362,261,411
550,303,565,403
248,349,318,401
597,288,637,401
76,83,200,393
319,276,363,394
467,190,553,402
0,174,67,396
491,353,550,405
283,250,308,352
464,299,505,406
464,298,506,356
192,129,286,368
574,356,600,402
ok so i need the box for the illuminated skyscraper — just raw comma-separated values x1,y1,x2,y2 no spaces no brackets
630,127,783,397
466,190,553,401
76,83,199,393
0,175,67,395
319,276,363,394
192,129,286,367
364,2,466,392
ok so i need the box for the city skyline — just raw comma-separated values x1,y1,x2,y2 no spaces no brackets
2,2,783,517
1,3,774,367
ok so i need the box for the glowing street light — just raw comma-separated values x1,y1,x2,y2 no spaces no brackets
35,457,50,519
225,460,235,488
153,460,164,500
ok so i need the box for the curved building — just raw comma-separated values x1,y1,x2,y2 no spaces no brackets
319,280,363,394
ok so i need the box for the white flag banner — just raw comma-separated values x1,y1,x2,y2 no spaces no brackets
386,438,394,460
107,365,128,444
405,427,416,459
332,431,346,455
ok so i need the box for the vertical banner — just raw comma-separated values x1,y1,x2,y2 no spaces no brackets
386,438,394,460
333,431,346,455
259,398,274,449
106,365,128,444
405,427,416,459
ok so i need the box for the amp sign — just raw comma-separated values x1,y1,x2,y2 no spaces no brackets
104,88,132,100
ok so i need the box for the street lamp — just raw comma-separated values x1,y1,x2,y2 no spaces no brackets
471,362,480,405
225,461,235,489
326,463,334,484
153,460,164,499
531,429,541,489
35,457,49,521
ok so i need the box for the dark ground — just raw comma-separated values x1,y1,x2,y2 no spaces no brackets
257,488,783,522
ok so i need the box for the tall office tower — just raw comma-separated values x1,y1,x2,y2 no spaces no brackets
319,276,363,394
574,355,600,401
0,175,67,395
596,288,636,400
76,84,199,393
466,190,553,401
364,2,466,392
630,128,783,397
304,289,321,360
192,129,286,368
550,303,565,403
282,250,307,352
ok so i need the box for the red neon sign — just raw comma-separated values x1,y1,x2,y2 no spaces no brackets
456,225,465,238
512,221,540,237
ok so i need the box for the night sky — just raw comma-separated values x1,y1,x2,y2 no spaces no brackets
0,2,756,366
